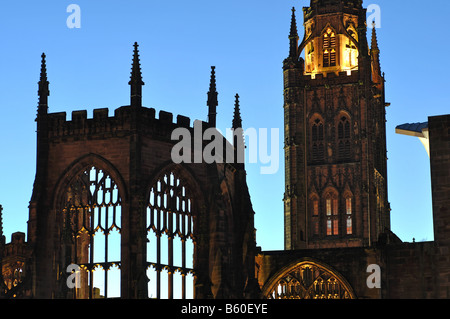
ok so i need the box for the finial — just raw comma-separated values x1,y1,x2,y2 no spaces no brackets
209,66,216,92
232,93,242,130
289,7,298,39
371,21,379,52
129,42,145,107
39,53,48,83
232,94,245,165
288,7,299,59
38,53,50,113
207,66,218,127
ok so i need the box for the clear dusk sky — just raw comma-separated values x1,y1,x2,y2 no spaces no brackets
0,0,448,251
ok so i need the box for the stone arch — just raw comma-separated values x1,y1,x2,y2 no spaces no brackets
52,153,128,210
262,258,356,299
51,153,127,299
144,162,206,299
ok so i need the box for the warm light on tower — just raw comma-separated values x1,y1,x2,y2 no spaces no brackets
303,22,359,77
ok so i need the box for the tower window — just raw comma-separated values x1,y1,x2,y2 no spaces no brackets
346,196,353,235
323,29,336,67
338,116,351,161
311,118,325,162
311,197,319,235
325,193,339,236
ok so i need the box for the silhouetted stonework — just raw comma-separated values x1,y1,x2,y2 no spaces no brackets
1,1,450,299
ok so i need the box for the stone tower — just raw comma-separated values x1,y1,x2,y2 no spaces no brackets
283,0,390,250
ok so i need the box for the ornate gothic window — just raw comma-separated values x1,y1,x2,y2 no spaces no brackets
338,116,351,161
147,171,195,299
3,262,25,291
61,166,122,299
312,118,324,162
346,196,353,235
264,261,354,299
323,28,336,67
310,196,320,235
325,192,339,236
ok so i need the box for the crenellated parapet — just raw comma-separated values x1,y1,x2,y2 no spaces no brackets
46,106,193,141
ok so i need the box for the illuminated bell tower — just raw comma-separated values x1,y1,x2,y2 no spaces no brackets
283,0,390,250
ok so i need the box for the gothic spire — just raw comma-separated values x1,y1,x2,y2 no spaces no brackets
129,42,145,107
38,53,49,114
289,7,298,39
207,66,218,127
370,22,382,87
370,21,380,52
289,7,299,59
232,94,245,166
232,94,242,130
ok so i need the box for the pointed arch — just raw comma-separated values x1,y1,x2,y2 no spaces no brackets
336,112,352,161
321,25,337,68
309,114,325,163
343,190,354,235
323,187,339,236
309,193,320,236
52,154,127,299
145,162,205,299
262,258,356,299
52,153,128,210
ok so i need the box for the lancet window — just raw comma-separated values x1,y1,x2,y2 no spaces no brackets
312,118,325,162
338,116,351,161
323,28,336,67
325,192,339,236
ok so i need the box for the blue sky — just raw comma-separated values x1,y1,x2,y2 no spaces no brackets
0,0,448,251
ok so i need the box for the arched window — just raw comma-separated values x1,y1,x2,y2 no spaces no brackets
264,261,355,299
345,196,353,235
311,118,325,162
325,192,339,236
147,171,195,299
61,166,122,299
323,28,336,67
338,116,351,161
3,262,25,291
310,196,320,236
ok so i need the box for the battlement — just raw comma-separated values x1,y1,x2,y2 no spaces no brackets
3,232,28,259
46,105,194,140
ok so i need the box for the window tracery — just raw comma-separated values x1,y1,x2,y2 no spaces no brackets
147,171,195,299
61,166,122,299
345,196,353,235
312,118,325,162
325,192,339,236
310,195,320,235
265,261,354,299
338,116,351,161
323,28,336,67
3,262,25,291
